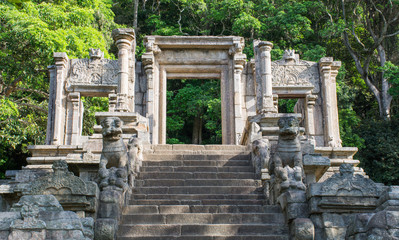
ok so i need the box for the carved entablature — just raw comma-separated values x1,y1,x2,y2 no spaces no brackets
66,49,118,87
271,50,320,94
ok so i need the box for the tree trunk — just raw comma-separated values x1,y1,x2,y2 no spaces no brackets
342,31,392,120
133,0,139,30
192,116,202,144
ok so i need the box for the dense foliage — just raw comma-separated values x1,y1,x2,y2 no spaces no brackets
166,79,221,144
0,0,399,184
0,0,118,177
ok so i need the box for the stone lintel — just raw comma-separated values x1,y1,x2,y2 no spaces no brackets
67,84,117,97
303,154,330,183
145,35,245,50
272,86,314,97
95,112,146,125
28,145,82,157
314,147,358,160
250,113,303,124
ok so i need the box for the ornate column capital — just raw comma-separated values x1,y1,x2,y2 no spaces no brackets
53,52,68,68
112,28,135,48
258,41,273,52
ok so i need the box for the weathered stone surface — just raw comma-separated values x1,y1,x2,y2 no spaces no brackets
303,154,330,184
324,227,346,240
8,229,46,240
81,217,94,239
251,138,270,178
39,211,83,230
0,212,20,231
11,195,63,213
346,213,373,237
291,218,314,240
308,164,381,213
318,164,379,196
6,195,92,240
94,218,117,240
26,160,98,214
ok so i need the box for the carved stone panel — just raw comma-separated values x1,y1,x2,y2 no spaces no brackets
271,50,320,93
66,58,118,86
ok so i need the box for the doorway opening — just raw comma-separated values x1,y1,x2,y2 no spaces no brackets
166,79,222,144
81,97,108,136
278,98,305,127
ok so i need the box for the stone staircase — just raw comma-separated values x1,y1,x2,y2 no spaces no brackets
117,145,289,239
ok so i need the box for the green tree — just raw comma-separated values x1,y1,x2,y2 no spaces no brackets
321,0,399,119
0,0,118,176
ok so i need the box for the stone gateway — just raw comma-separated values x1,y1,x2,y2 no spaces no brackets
0,29,397,240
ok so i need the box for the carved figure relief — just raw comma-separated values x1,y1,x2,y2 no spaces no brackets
66,49,118,86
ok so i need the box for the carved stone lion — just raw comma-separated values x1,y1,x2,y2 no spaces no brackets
269,116,305,190
98,117,143,190
99,117,128,170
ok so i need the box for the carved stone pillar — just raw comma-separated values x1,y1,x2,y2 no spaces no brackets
67,92,82,145
142,36,160,144
320,58,342,147
108,94,117,112
231,39,246,143
259,41,276,113
51,52,69,145
112,28,135,112
273,94,279,112
305,94,317,140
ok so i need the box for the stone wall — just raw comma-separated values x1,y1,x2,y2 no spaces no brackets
0,195,93,240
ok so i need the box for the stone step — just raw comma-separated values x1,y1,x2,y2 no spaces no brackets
123,205,283,214
138,172,255,180
118,224,289,237
131,194,265,201
118,236,289,240
121,213,285,225
144,154,250,161
140,166,253,173
142,160,251,167
151,144,249,152
134,186,261,195
129,199,265,205
136,179,261,187
146,150,251,155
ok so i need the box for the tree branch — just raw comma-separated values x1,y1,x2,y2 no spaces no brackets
386,30,399,38
3,75,24,97
17,102,48,114
15,87,49,98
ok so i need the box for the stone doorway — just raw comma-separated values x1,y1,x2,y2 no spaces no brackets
166,79,222,145
142,36,247,145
